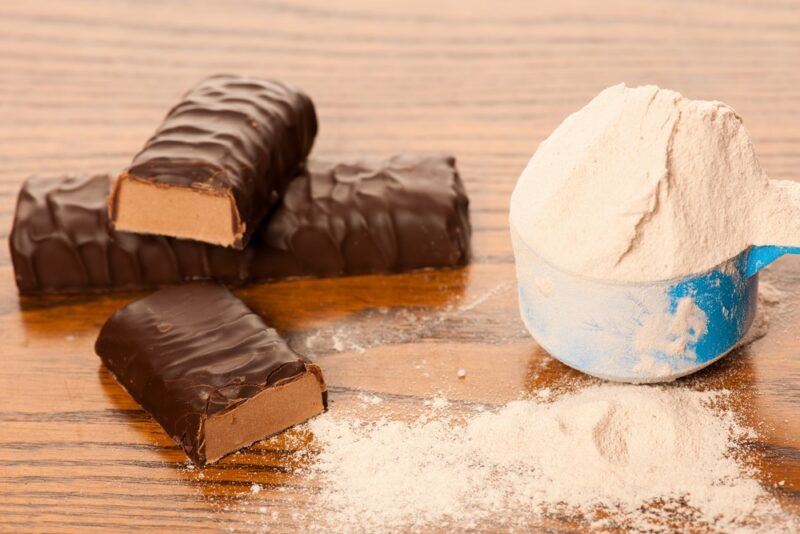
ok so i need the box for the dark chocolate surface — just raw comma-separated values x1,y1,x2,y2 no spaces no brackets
111,74,317,248
9,174,250,293
95,284,323,465
10,155,471,294
251,154,471,279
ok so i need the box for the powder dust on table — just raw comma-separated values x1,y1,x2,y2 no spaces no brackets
276,384,795,533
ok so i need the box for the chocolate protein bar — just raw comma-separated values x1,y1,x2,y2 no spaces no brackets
10,155,471,294
250,154,471,279
110,74,317,249
95,283,327,465
9,173,251,293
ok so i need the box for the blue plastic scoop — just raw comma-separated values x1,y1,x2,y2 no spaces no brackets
512,228,800,383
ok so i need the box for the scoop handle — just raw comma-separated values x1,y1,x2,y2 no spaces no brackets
745,245,800,277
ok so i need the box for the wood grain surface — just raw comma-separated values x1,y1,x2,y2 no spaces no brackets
1,1,799,531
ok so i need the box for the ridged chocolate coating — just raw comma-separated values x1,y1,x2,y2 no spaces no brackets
9,174,251,293
110,74,318,248
251,154,471,279
10,155,471,294
95,284,326,465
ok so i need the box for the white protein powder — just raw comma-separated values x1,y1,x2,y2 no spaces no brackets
289,385,793,532
510,83,800,282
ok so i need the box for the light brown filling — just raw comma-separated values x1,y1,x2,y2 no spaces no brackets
112,176,240,247
203,371,326,464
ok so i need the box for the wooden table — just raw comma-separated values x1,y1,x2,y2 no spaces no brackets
1,1,798,531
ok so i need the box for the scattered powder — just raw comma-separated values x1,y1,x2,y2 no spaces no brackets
357,392,384,406
423,395,450,410
297,282,521,359
295,385,792,532
456,282,513,313
510,83,800,282
331,333,347,352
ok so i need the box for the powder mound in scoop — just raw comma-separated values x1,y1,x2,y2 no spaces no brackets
510,83,800,282
290,385,792,532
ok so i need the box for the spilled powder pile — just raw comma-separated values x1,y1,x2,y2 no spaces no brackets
510,83,800,281
292,385,792,532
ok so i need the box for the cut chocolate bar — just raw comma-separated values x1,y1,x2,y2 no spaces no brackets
95,284,327,465
9,173,245,294
10,155,471,294
110,74,317,248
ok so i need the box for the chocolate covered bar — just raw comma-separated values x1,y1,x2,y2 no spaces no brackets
9,173,251,293
95,284,327,465
110,74,317,248
251,154,471,279
10,155,471,294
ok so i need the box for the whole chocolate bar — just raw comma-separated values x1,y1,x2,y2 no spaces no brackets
251,154,471,279
10,155,470,294
109,74,317,249
95,283,327,465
